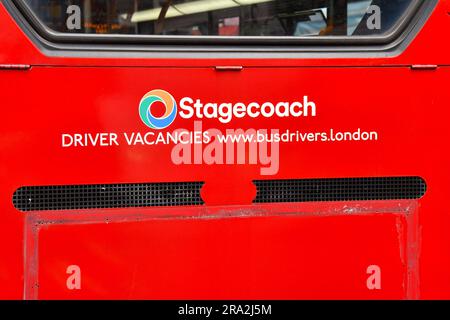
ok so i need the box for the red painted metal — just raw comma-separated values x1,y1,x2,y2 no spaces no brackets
1,0,450,299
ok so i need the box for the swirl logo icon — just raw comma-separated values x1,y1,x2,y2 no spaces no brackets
139,89,177,129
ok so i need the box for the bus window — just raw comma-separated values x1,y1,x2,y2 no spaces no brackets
22,0,417,38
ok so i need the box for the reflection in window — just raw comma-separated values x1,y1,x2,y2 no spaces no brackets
24,0,415,37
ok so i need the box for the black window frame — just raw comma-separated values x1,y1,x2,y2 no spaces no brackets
6,0,428,46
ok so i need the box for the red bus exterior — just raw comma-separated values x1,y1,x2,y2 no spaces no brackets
1,0,450,299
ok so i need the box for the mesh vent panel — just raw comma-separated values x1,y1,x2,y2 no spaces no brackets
253,176,426,203
13,182,204,212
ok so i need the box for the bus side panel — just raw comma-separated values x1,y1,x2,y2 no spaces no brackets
1,66,450,298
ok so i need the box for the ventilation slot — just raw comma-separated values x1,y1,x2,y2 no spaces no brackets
253,176,426,203
13,182,204,212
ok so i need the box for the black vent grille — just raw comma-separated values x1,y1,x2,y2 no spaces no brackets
253,176,426,203
13,182,204,212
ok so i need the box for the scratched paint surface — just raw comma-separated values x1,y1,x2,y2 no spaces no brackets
29,204,412,300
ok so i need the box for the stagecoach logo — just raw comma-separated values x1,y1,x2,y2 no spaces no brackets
139,89,177,129
139,89,318,130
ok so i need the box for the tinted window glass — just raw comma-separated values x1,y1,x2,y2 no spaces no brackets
24,0,415,37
